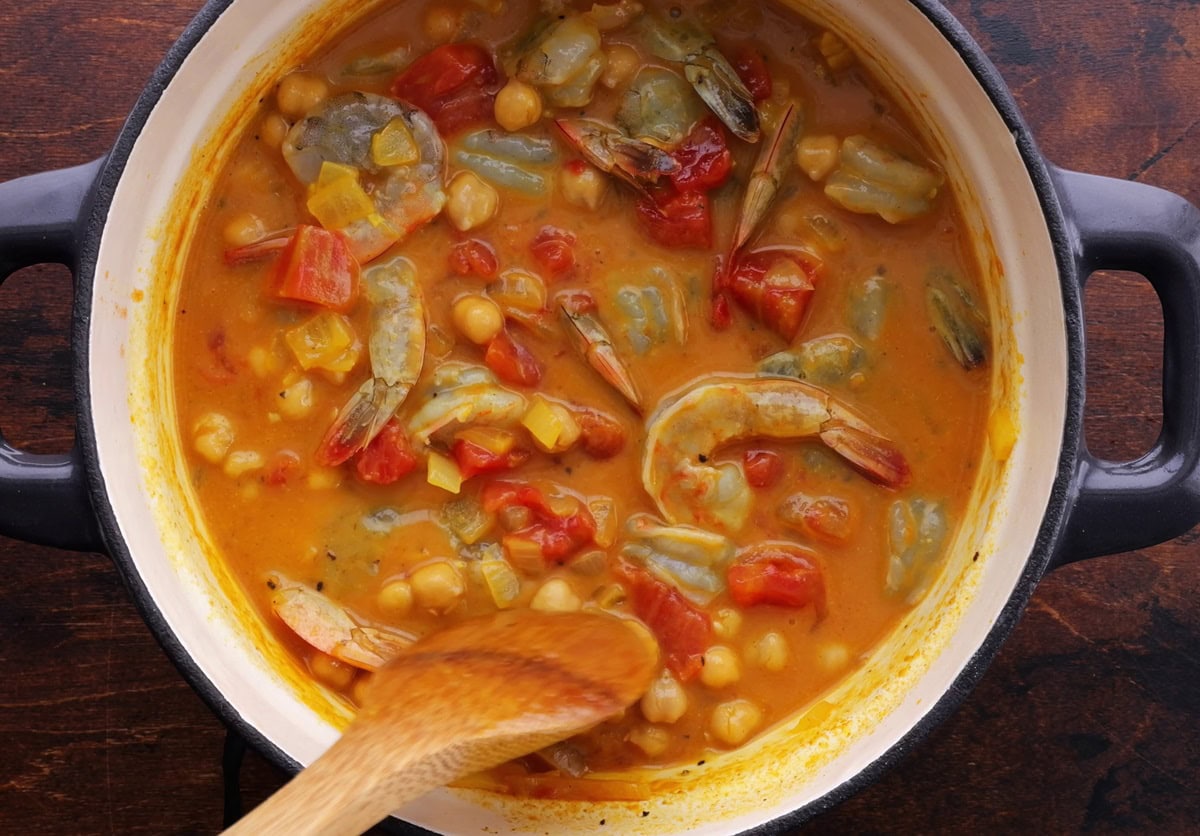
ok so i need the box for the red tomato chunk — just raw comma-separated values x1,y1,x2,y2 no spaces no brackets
744,449,784,488
727,545,826,615
485,329,543,386
448,239,500,278
390,43,501,134
481,482,596,563
717,248,819,342
271,225,360,313
617,561,712,682
354,420,418,485
530,226,577,277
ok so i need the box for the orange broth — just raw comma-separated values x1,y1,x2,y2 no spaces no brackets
172,0,992,795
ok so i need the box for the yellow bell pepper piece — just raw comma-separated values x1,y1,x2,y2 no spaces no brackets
371,117,420,167
284,311,360,372
307,161,376,230
427,451,464,495
454,426,517,456
521,397,563,450
480,557,521,609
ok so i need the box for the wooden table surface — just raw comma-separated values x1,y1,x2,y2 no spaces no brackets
1,1,1198,833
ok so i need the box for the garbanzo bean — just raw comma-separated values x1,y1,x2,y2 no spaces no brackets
628,725,671,757
640,669,688,724
410,561,465,612
309,652,355,690
377,579,414,616
712,607,743,640
797,135,841,181
530,578,582,612
277,377,314,420
747,631,789,672
222,211,266,248
600,43,639,88
422,2,463,43
494,79,543,132
451,294,505,345
259,112,290,151
711,699,763,746
193,412,234,464
700,645,741,689
276,72,329,119
559,162,608,211
223,450,265,478
445,171,499,231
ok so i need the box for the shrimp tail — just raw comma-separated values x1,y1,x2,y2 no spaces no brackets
819,424,911,488
316,377,404,466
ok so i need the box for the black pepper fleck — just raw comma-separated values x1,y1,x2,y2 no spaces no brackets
316,581,324,591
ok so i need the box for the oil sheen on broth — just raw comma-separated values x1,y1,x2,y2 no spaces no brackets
172,0,994,798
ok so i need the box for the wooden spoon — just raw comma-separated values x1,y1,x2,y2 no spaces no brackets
225,609,659,836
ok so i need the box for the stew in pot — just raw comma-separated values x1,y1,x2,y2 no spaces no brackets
172,0,1000,799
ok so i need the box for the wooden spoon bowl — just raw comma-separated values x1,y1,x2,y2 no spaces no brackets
226,609,659,836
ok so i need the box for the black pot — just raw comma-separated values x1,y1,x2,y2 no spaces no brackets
0,1,1197,832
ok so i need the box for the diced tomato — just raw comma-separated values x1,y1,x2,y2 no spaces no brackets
743,449,784,488
530,226,577,277
481,482,597,563
390,43,501,135
635,189,712,249
781,493,853,544
485,328,543,386
727,545,826,614
353,420,419,485
617,562,712,682
448,239,499,278
670,119,732,193
271,225,360,313
265,450,302,486
452,438,529,479
720,248,819,342
575,408,626,459
733,47,773,102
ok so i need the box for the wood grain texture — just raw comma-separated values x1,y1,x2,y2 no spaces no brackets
0,1,1197,833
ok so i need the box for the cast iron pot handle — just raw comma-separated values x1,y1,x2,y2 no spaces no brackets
1051,166,1200,566
0,159,105,552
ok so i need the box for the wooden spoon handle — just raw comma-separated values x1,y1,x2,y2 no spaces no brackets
223,728,446,836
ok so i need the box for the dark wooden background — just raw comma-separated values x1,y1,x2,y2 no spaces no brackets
1,1,1197,832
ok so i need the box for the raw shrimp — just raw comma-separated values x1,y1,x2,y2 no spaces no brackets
282,92,446,262
406,363,528,445
270,577,415,671
642,377,910,532
636,13,760,143
317,256,425,465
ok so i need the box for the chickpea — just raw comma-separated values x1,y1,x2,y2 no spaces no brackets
530,578,582,612
640,669,688,724
377,579,414,616
259,112,291,151
222,211,266,248
410,561,466,612
309,652,355,691
818,641,851,672
559,162,608,211
223,450,265,478
494,79,543,132
700,645,741,689
711,699,763,746
796,135,841,182
445,171,499,232
276,72,329,119
451,294,505,345
422,3,463,44
628,725,671,757
601,43,639,89
747,631,789,672
712,607,743,640
247,345,281,379
277,377,314,420
193,412,234,464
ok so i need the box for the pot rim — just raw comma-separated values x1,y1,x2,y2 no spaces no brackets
69,0,1086,831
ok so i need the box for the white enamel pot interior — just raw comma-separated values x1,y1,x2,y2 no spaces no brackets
59,0,1200,833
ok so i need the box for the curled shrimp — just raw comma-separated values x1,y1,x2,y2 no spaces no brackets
637,13,760,143
642,377,910,533
317,256,425,465
406,363,528,446
271,576,416,671
282,92,446,262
